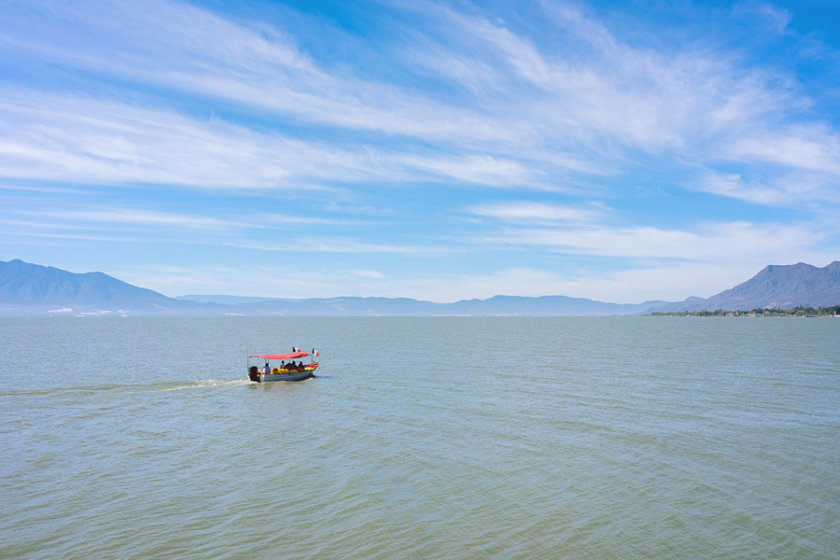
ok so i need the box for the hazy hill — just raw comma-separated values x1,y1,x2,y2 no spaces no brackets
1,259,662,316
202,294,664,316
443,295,662,316
651,261,840,312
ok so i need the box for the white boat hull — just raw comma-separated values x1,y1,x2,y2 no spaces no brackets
248,364,318,382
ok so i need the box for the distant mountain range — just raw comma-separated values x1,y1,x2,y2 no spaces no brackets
651,261,840,313
0,259,212,316
1,259,838,316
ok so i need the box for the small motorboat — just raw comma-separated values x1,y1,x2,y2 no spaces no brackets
247,348,319,383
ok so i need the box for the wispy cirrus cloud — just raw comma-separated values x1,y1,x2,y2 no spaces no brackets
482,221,825,263
692,169,840,207
3,0,836,201
0,92,374,189
21,208,237,231
468,201,605,223
242,238,452,255
691,173,784,206
0,91,541,190
728,124,840,175
0,0,517,145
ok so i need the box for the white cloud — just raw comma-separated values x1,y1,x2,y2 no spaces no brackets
691,170,840,207
219,237,450,255
731,2,793,34
0,92,517,190
23,208,237,230
347,269,386,279
483,221,824,262
729,124,840,175
691,173,784,205
4,0,833,199
7,0,515,144
468,201,604,223
395,153,534,186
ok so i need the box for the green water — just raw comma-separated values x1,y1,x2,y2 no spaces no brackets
1,317,838,559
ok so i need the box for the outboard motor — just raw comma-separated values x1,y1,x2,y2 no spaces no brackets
248,365,260,382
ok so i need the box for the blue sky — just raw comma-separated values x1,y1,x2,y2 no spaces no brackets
1,0,838,303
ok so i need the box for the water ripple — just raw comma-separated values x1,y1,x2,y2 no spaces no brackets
1,317,838,559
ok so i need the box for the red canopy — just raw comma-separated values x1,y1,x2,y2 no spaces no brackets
250,351,309,360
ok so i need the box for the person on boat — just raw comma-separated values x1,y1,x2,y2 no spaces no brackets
265,361,271,374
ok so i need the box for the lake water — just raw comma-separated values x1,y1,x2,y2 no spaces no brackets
1,317,838,559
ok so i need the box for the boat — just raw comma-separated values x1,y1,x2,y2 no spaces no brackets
247,349,319,382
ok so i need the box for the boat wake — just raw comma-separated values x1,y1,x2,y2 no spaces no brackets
5,378,252,397
154,379,252,392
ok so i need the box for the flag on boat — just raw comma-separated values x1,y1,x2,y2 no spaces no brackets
312,348,319,357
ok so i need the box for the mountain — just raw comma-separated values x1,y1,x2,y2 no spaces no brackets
3,259,837,316
650,261,840,312
193,294,665,316
0,259,664,316
177,294,271,305
443,295,662,316
0,259,211,316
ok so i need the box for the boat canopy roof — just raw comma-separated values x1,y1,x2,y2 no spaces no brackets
250,351,309,360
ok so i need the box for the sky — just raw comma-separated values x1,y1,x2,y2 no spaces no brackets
1,0,839,303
